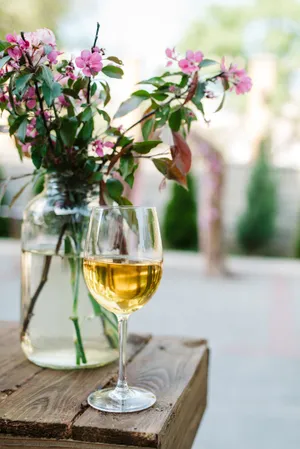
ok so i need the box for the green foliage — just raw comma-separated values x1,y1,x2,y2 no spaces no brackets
294,222,300,259
0,164,9,237
237,140,277,254
163,174,198,250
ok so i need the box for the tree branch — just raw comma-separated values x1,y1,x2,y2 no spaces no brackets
87,22,100,104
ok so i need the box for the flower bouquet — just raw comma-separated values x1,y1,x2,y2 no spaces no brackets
0,24,251,369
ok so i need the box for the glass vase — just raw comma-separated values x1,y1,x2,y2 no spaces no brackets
21,174,118,369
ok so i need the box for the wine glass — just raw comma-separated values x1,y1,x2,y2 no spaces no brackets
83,206,163,413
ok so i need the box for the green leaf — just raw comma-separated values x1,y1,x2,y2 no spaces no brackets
9,115,27,136
118,136,133,148
138,77,165,87
102,65,124,79
73,77,88,94
107,56,123,65
152,93,168,101
114,96,146,118
0,55,10,69
200,59,217,68
62,88,80,99
133,140,161,154
169,108,182,131
14,74,32,95
89,171,103,182
106,178,124,201
84,158,96,173
179,74,189,88
97,108,110,124
132,90,150,99
0,71,13,85
215,93,225,112
31,146,43,169
100,81,111,106
142,118,154,141
79,106,93,122
17,118,28,142
125,173,134,188
194,82,206,103
41,83,52,107
77,118,94,145
155,104,170,128
91,82,97,97
52,82,62,98
60,117,78,146
41,65,54,88
118,196,133,206
192,98,204,114
120,154,134,179
42,81,62,107
0,40,10,52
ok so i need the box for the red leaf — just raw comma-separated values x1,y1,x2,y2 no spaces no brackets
184,72,198,105
152,157,187,188
171,131,192,174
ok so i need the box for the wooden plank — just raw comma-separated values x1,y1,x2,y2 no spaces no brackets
0,435,153,449
72,337,208,448
162,347,209,449
0,322,43,394
0,435,154,449
0,334,150,440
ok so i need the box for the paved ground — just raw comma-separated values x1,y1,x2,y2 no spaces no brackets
1,239,300,448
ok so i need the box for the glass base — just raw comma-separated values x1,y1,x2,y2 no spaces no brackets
22,338,118,370
88,387,156,413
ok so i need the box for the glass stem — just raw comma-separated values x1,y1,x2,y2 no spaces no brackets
115,314,130,396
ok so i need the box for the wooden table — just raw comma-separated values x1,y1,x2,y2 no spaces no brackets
0,322,209,449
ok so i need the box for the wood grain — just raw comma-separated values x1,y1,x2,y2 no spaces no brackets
0,323,43,394
0,435,153,449
0,334,150,440
72,337,208,448
0,323,209,449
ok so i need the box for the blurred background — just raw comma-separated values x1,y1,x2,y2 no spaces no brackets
1,0,300,448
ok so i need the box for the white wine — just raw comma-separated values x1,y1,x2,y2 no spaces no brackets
83,258,163,314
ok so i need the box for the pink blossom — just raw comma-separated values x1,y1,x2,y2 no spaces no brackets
7,46,22,61
47,50,61,64
92,139,114,157
169,85,176,93
0,91,8,103
6,33,18,44
26,119,37,138
178,50,203,75
25,28,56,47
92,46,100,53
21,143,31,154
65,61,77,80
75,50,103,77
57,95,70,108
220,58,252,95
24,87,36,109
165,47,177,67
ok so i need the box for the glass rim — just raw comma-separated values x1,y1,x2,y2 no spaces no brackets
90,205,157,211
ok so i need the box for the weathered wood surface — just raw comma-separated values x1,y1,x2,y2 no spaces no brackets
0,322,209,449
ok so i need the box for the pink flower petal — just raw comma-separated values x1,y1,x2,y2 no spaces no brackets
165,48,173,58
186,50,194,61
82,67,92,77
27,99,36,109
75,57,84,68
81,50,91,61
104,141,114,148
194,51,204,63
6,33,17,43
